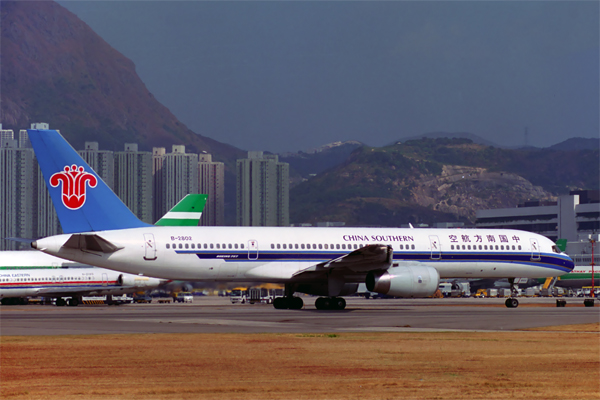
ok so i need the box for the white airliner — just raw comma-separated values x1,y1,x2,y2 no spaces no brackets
0,194,207,306
27,129,574,310
0,251,163,306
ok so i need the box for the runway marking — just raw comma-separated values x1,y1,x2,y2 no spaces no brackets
116,318,304,328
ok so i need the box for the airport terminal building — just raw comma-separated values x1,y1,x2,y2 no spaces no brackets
475,190,599,242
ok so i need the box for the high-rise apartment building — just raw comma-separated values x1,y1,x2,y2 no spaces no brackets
152,147,166,223
0,136,34,250
18,128,60,239
0,124,60,249
114,144,153,224
153,145,198,222
198,153,224,226
236,151,289,226
78,142,114,189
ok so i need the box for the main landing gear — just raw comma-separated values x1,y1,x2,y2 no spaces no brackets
273,296,304,309
315,297,346,310
505,278,519,308
273,284,304,309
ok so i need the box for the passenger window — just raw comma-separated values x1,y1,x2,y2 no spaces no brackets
283,244,287,249
191,243,195,249
501,245,504,250
222,244,226,249
185,244,189,249
295,244,298,249
277,244,281,249
512,245,515,250
228,244,232,249
204,243,208,249
484,245,488,250
324,244,328,249
342,244,346,249
179,244,183,249
462,245,466,250
271,244,275,249
336,244,340,250
479,245,482,250
411,244,415,250
216,243,220,249
241,244,244,249
318,244,322,249
301,244,305,249
210,243,214,249
495,245,499,250
234,243,238,249
166,244,170,249
450,245,453,250
518,245,521,250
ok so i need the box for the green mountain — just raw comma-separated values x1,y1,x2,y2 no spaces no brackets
290,138,599,226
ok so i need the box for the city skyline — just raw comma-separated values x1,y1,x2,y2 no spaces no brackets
1,125,245,249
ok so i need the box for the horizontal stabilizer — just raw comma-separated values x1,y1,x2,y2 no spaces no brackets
5,237,35,244
63,234,123,254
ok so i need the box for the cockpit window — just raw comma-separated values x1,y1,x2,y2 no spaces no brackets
552,245,561,254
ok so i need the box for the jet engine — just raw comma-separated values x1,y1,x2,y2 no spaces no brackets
117,274,162,288
366,266,440,298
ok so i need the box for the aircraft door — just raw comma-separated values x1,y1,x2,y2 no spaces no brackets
144,233,157,261
429,235,441,260
530,238,540,261
102,273,108,287
248,240,258,260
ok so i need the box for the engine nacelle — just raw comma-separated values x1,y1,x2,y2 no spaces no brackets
366,266,440,298
117,274,135,287
117,274,162,288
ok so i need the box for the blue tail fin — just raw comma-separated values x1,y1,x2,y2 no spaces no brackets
28,129,151,233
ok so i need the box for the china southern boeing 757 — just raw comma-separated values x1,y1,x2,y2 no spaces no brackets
27,129,573,310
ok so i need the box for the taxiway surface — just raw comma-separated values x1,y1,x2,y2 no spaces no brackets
2,297,598,336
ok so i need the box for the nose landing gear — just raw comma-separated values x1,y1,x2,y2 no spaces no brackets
505,278,519,308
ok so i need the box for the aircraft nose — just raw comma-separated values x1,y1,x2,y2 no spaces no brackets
31,241,38,249
564,255,574,270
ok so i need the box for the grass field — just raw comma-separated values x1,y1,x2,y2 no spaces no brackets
2,323,599,400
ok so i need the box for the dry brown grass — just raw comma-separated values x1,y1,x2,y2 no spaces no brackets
1,329,599,400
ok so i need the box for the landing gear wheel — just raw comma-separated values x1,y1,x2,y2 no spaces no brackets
56,298,66,307
505,298,519,308
290,297,304,310
332,297,346,310
68,298,79,307
273,297,288,309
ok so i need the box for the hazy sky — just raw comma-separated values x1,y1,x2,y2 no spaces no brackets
58,1,599,153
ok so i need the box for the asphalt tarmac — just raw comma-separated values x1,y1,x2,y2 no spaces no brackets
1,297,598,336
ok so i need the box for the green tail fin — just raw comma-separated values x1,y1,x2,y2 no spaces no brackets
155,194,208,226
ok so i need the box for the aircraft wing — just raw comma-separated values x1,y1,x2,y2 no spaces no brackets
292,244,393,279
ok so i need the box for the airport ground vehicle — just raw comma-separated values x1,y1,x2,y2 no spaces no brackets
230,288,248,304
133,294,153,303
176,292,193,303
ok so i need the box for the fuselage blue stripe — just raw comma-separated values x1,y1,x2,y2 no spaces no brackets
177,250,573,272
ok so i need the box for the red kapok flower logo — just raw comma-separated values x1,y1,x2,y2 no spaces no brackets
50,165,98,210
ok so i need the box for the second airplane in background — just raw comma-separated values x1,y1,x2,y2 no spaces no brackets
0,194,207,306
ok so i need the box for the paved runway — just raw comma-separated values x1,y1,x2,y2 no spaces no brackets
1,297,598,336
